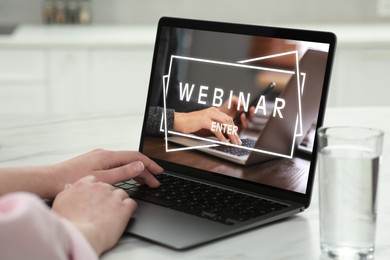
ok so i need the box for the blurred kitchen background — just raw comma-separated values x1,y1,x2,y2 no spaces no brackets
0,0,390,114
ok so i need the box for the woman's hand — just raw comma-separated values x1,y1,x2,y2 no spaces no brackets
173,96,255,145
174,107,242,145
51,149,164,198
52,175,136,256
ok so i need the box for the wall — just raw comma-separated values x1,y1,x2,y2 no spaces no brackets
0,0,389,25
1,0,390,110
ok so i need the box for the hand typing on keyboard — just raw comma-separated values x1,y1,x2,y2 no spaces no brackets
51,149,164,195
0,149,165,257
172,96,255,146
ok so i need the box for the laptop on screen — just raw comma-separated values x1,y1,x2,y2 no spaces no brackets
117,17,336,250
167,49,329,165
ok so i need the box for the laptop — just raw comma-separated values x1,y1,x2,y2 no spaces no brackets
117,17,336,250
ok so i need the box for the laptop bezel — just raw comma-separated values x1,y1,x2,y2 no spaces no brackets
139,16,337,209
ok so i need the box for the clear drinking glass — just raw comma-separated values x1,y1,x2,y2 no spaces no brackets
317,126,384,259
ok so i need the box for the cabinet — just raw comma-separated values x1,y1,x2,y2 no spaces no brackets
1,25,389,114
0,49,48,113
329,47,390,107
0,47,153,114
48,48,153,114
0,25,155,115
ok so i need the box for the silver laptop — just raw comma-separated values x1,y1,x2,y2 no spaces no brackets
117,17,336,250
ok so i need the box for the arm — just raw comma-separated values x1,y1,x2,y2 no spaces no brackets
146,100,253,145
0,149,164,199
146,106,175,136
0,175,136,258
0,192,97,260
0,165,57,199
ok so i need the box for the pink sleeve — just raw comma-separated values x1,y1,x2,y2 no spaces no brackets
0,192,97,260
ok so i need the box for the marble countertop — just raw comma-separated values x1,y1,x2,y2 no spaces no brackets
0,23,390,48
0,106,389,259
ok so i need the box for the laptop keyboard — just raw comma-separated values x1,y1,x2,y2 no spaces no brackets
115,174,289,225
209,138,256,156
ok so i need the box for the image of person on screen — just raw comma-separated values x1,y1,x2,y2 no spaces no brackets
146,95,255,145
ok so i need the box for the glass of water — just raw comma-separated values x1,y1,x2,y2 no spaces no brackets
317,126,384,259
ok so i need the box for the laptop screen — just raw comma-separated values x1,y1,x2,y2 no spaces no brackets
140,17,336,196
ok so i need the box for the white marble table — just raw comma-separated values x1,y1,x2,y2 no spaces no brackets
1,107,389,259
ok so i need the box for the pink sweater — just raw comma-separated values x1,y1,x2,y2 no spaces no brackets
0,192,97,260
